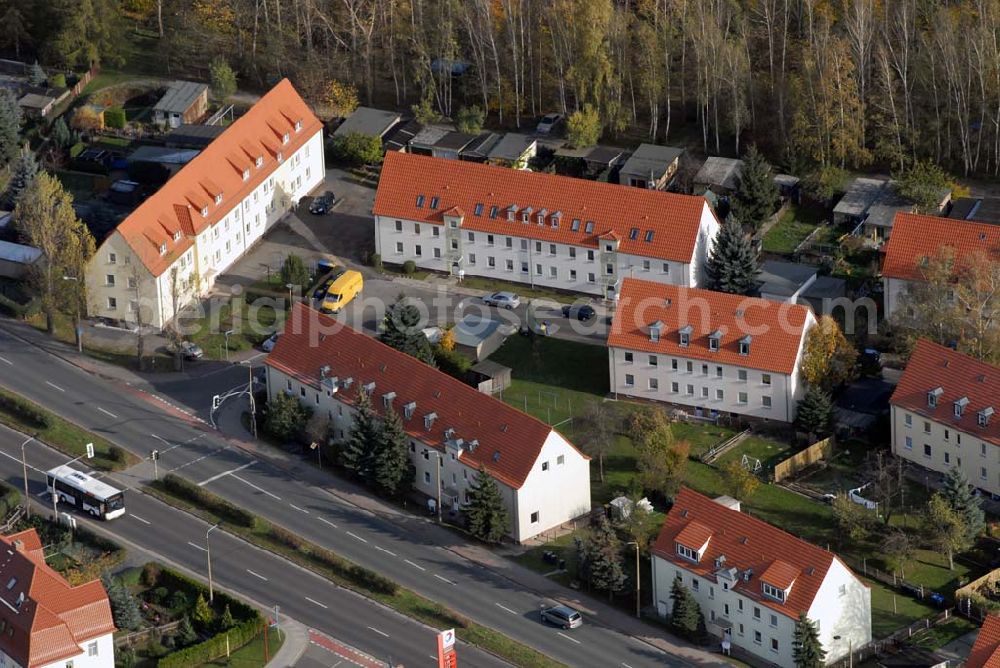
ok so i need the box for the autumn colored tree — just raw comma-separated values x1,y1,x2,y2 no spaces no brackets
720,460,760,502
801,316,858,391
325,80,360,119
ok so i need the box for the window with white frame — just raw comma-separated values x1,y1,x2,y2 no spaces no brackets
624,374,634,387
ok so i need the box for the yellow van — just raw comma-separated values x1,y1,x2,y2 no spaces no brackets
320,270,363,314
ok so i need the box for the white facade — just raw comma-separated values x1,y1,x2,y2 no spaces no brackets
882,276,914,319
373,204,719,297
607,334,812,423
651,556,869,668
87,130,324,329
0,631,114,668
265,364,591,543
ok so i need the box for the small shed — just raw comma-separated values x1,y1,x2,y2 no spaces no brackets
0,240,42,279
459,132,502,163
383,119,422,152
585,145,626,174
407,125,451,156
757,260,819,303
333,106,402,139
128,145,200,174
153,81,209,128
832,177,888,227
411,130,478,160
693,157,744,195
773,174,801,204
453,314,510,361
619,144,684,190
487,133,537,168
469,360,512,395
17,93,57,119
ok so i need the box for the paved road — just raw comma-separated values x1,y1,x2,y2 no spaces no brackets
0,422,505,668
0,327,685,668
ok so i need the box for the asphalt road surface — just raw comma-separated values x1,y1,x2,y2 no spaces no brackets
0,327,682,668
0,423,506,668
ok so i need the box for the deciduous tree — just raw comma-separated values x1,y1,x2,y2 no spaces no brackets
922,492,969,570
455,106,485,134
720,460,760,501
279,254,310,291
324,80,359,119
705,217,758,296
329,133,383,167
0,89,22,168
566,104,601,148
576,400,615,483
801,316,858,391
897,160,957,214
209,57,237,100
465,467,509,543
881,530,915,577
636,425,689,501
832,493,871,544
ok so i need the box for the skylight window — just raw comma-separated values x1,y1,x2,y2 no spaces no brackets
584,221,594,234
430,196,439,209
5,578,15,590
489,205,499,219
416,195,425,208
474,203,484,216
571,219,581,232
645,230,654,242
629,227,639,240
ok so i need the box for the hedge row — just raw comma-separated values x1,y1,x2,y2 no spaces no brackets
158,475,255,528
150,565,258,622
0,393,51,429
0,294,40,319
157,618,261,668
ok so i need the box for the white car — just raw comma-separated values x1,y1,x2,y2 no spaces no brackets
483,292,521,310
261,332,281,352
536,113,563,135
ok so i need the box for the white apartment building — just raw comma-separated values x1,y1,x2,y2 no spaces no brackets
652,488,871,668
607,278,815,423
372,152,720,299
85,79,325,330
890,339,1000,493
264,303,592,542
0,528,116,668
881,212,1000,318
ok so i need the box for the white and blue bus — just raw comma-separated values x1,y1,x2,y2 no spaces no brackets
46,465,126,520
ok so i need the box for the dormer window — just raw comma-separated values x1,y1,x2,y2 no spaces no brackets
295,120,302,132
676,543,699,562
362,381,376,395
537,213,545,225
761,582,786,603
650,320,663,343
201,206,209,217
551,212,561,228
980,407,995,427
214,193,223,205
928,387,943,408
255,156,263,168
172,231,182,242
277,152,283,163
159,243,167,256
708,330,722,352
403,401,416,420
242,169,250,181
282,132,290,144
382,391,396,408
739,335,752,356
679,324,693,347
507,205,517,221
521,207,532,223
424,412,438,430
955,396,970,418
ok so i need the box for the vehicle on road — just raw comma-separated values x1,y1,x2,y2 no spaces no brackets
309,191,337,215
320,270,363,314
46,465,126,520
536,113,563,135
483,292,520,309
170,340,204,360
541,605,583,629
561,304,596,321
312,266,346,300
262,332,281,352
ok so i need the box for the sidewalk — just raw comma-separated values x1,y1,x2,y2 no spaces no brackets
266,617,309,667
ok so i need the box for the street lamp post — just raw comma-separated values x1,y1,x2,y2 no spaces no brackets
20,436,35,519
285,283,294,308
61,276,82,353
223,329,234,363
833,635,853,668
627,541,640,619
240,360,257,438
429,450,442,523
206,523,221,603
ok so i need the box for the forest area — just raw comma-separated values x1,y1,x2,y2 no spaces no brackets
5,0,1000,178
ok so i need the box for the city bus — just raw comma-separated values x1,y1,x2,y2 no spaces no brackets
45,465,126,520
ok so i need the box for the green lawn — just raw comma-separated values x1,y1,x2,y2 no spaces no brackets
909,616,977,650
762,204,828,254
28,311,174,372
53,169,99,200
201,627,285,667
715,435,798,472
869,581,939,638
180,299,280,360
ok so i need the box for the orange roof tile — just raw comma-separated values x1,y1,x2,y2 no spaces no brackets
373,151,716,263
115,79,322,277
882,212,1000,281
608,278,813,375
653,488,854,619
266,304,588,489
890,339,1000,446
969,615,1000,668
674,521,713,550
0,529,114,667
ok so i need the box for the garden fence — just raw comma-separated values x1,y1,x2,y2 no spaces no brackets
700,429,750,464
827,609,955,668
772,437,836,482
115,620,182,648
837,553,932,600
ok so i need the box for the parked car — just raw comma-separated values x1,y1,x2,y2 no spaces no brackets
309,191,337,215
170,340,203,360
320,270,364,314
536,113,563,135
541,605,583,629
561,303,596,321
483,291,520,309
261,332,281,352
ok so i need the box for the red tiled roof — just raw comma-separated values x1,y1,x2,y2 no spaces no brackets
890,339,1000,447
373,151,715,263
969,615,1000,668
116,79,322,277
266,304,587,489
653,488,854,619
674,521,713,550
607,278,813,375
0,529,115,668
882,212,1000,281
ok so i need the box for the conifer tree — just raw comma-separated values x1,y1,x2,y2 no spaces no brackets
52,118,72,149
795,386,834,437
705,216,759,296
342,388,378,482
192,593,214,628
732,145,778,233
8,151,39,205
669,575,702,639
793,613,827,668
370,407,414,498
465,467,509,543
0,89,22,168
101,574,142,631
577,514,627,599
177,616,198,645
380,296,435,366
219,604,235,630
941,467,985,545
28,62,45,87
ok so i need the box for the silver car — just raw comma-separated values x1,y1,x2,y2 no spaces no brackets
541,605,583,629
483,291,520,309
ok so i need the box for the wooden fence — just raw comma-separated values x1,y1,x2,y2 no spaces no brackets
70,66,100,98
827,609,955,668
115,620,182,648
773,437,835,482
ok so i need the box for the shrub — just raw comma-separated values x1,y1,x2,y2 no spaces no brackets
109,446,126,463
369,253,382,272
104,107,127,129
151,586,169,604
49,73,66,88
329,132,382,166
159,475,255,527
268,525,304,550
402,260,416,275
264,392,311,442
0,392,51,429
69,142,86,158
141,562,162,587
168,590,189,612
434,346,471,380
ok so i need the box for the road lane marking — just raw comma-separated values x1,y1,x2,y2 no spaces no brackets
403,559,426,571
97,407,118,419
198,461,255,486
622,663,635,668
44,381,64,392
318,517,338,529
345,531,367,543
367,627,389,638
187,541,207,552
433,574,455,585
128,514,151,525
374,546,397,557
231,474,281,500
557,632,581,645
305,597,328,609
0,356,11,365
496,603,517,614
246,569,268,581
289,503,309,514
